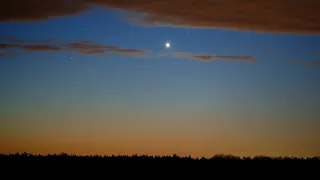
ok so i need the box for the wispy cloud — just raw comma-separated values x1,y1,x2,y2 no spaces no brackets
282,60,301,64
16,44,61,52
173,52,258,63
0,0,319,34
306,61,320,67
0,53,15,57
7,37,55,43
66,42,109,56
282,59,320,67
0,38,149,57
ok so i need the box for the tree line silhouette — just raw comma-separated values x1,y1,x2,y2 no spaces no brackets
1,152,319,161
1,152,318,178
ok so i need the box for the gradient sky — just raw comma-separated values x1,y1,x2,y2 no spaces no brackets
1,0,320,158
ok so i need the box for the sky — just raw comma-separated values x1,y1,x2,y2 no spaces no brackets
0,0,320,158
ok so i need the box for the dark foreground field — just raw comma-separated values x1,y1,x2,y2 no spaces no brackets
1,153,319,178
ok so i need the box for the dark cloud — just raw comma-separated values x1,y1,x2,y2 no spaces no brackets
173,52,257,63
0,0,89,22
0,0,319,34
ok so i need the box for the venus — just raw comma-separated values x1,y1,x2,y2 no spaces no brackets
165,42,171,49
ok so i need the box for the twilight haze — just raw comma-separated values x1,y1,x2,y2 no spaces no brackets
0,0,319,158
